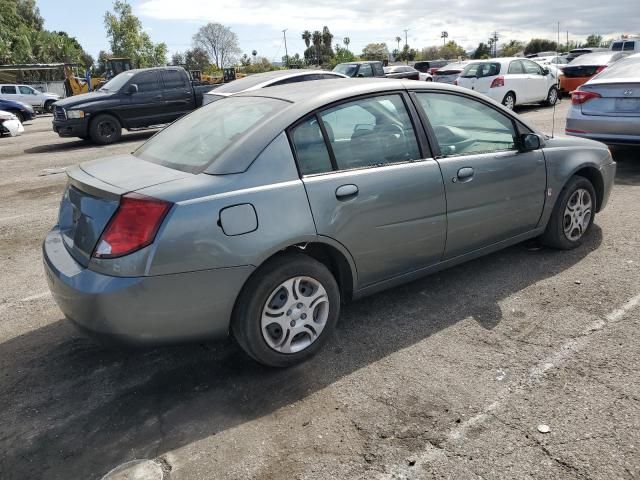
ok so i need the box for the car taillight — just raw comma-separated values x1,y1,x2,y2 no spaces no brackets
571,90,601,105
595,65,606,74
490,76,505,88
93,193,172,259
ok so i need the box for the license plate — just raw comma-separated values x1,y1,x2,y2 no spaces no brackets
615,98,640,112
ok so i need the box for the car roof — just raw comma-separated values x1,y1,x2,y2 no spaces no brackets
568,51,624,65
207,69,345,95
204,78,540,175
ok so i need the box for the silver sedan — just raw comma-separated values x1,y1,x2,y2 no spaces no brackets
566,53,640,145
43,79,616,367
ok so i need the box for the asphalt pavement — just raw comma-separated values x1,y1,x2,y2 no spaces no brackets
0,100,638,480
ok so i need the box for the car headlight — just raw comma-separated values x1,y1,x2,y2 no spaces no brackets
66,110,85,119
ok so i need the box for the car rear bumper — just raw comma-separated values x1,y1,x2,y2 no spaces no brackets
566,107,640,145
52,119,88,137
560,76,590,93
43,227,254,346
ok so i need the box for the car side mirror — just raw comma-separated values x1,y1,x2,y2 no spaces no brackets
520,133,541,152
127,84,139,94
542,67,550,75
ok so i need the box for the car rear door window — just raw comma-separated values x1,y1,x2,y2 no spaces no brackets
1,86,17,94
291,117,334,175
415,92,516,156
319,94,421,170
133,71,160,92
162,70,188,89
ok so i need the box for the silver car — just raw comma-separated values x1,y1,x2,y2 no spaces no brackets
43,79,616,367
433,61,469,84
202,69,347,105
566,53,640,145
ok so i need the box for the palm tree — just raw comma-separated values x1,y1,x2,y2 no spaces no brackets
395,36,401,52
302,30,311,49
312,30,322,65
343,37,350,51
322,26,333,49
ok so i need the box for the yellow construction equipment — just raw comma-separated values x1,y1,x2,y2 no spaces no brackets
64,58,132,96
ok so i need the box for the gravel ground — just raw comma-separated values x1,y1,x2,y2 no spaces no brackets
0,101,639,480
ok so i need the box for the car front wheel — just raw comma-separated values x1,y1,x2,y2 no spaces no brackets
542,175,596,249
232,253,340,367
543,86,559,106
89,113,122,145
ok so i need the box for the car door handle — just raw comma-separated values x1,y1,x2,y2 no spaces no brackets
335,184,358,200
454,167,474,183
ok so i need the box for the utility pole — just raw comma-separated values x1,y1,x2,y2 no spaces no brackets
404,29,409,64
489,31,499,57
282,29,289,68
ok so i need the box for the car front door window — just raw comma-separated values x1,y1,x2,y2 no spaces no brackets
19,86,35,94
358,63,373,77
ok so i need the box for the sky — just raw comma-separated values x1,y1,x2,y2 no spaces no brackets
37,0,637,62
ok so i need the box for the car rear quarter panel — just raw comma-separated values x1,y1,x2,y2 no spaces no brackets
139,133,319,276
538,137,614,226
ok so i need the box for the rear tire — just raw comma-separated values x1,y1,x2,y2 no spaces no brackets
231,253,340,367
541,175,596,250
89,113,122,145
543,86,559,106
502,92,516,110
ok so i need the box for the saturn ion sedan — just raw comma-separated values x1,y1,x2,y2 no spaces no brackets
44,79,615,367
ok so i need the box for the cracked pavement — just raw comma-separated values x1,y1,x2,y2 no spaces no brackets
0,100,639,479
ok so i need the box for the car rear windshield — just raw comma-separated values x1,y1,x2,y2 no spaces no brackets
134,96,287,173
461,62,501,78
592,56,640,80
99,71,134,92
569,53,616,66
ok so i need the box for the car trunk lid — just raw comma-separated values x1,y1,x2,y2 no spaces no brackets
581,83,640,117
59,155,190,267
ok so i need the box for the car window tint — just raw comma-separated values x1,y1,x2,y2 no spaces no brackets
522,60,543,74
508,61,524,74
359,63,373,77
291,116,334,175
19,86,34,94
1,86,17,94
163,70,187,89
623,41,635,51
320,94,420,170
134,71,159,92
416,92,516,156
611,42,623,51
372,63,385,76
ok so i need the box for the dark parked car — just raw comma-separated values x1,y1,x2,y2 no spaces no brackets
0,98,35,123
413,60,448,75
333,61,385,78
43,79,615,367
52,66,212,144
383,65,420,80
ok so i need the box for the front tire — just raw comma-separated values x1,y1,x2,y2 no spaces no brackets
502,92,516,110
541,175,596,250
232,253,340,367
543,86,559,106
44,100,55,113
89,113,122,145
11,110,24,123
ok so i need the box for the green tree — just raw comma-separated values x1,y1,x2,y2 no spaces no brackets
472,42,491,59
420,46,440,60
301,30,311,49
171,52,185,65
499,39,524,57
361,43,389,61
185,47,209,71
584,34,602,47
524,38,558,56
330,45,356,67
439,40,465,60
104,0,167,67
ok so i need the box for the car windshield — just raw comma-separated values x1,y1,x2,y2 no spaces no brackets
135,96,287,173
333,64,358,76
461,62,501,78
99,71,134,92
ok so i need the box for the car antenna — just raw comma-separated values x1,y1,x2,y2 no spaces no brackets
551,21,561,138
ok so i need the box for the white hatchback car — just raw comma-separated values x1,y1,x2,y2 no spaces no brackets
456,58,559,109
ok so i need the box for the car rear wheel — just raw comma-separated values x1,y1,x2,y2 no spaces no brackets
232,253,340,367
543,86,559,106
502,92,516,110
541,175,596,249
89,113,122,145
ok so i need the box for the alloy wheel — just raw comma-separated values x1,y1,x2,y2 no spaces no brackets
563,188,592,241
503,94,515,110
261,276,330,354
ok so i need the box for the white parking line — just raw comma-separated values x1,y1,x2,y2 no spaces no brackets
385,293,640,478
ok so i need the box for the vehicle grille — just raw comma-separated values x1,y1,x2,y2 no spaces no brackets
54,106,66,120
563,66,599,78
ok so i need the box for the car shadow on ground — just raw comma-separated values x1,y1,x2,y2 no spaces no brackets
0,227,602,479
612,146,640,186
23,130,158,154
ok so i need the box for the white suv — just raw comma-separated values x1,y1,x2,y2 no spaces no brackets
456,58,559,109
0,84,60,113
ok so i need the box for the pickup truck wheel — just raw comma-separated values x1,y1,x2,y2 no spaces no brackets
44,100,55,113
89,114,121,145
542,175,596,250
